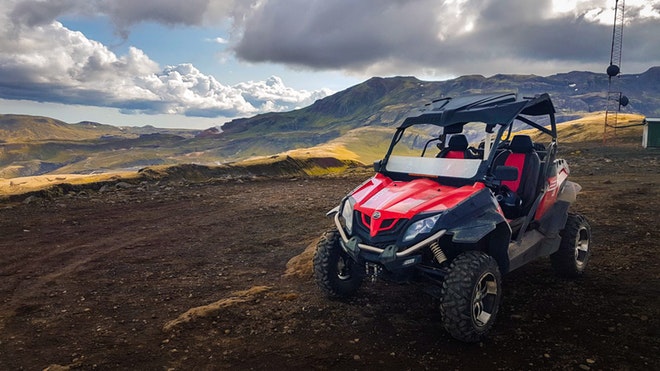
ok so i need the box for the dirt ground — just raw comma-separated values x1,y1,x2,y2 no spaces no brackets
0,140,658,370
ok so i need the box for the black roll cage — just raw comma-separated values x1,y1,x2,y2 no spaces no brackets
378,93,557,184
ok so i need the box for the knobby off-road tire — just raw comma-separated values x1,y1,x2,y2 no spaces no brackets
551,213,591,278
313,229,363,299
440,251,502,343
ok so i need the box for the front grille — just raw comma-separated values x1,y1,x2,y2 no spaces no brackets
353,211,408,246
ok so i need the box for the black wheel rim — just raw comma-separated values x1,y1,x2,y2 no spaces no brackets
336,255,352,280
574,226,590,269
472,272,498,328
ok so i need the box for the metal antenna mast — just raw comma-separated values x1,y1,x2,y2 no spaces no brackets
604,0,628,143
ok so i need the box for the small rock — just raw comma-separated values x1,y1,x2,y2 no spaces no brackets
586,358,596,364
115,182,133,189
353,355,361,361
579,364,590,370
43,364,70,371
22,195,40,204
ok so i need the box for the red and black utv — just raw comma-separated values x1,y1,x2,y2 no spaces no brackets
313,93,591,342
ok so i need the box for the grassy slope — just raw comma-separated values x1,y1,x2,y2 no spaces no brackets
0,114,128,143
517,112,645,144
0,171,140,197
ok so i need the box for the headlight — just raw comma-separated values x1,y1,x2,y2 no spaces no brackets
341,198,356,233
403,214,441,242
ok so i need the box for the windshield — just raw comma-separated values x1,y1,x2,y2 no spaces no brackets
384,122,494,179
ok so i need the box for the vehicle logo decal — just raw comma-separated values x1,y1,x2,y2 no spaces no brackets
372,211,381,220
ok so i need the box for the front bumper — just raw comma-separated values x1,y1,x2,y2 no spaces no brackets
333,213,446,270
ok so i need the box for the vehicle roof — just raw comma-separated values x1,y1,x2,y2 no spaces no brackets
399,93,556,129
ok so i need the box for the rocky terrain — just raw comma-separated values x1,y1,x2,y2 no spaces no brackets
0,136,658,370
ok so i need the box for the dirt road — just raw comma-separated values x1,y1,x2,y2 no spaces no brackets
1,141,658,370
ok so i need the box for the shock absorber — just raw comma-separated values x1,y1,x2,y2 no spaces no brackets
429,241,447,264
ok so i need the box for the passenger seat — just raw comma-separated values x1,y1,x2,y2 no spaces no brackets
438,134,471,159
493,135,541,217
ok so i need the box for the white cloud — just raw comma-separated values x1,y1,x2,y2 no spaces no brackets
0,1,332,119
234,76,333,111
210,36,229,44
550,0,660,24
231,0,660,77
1,0,658,124
135,63,258,117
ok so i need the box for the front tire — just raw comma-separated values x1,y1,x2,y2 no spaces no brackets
440,251,502,343
551,213,591,278
313,229,363,298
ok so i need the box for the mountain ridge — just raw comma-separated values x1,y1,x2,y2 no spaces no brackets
213,67,658,159
0,114,128,143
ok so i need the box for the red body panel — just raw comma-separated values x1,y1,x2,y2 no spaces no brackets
535,162,569,219
444,151,465,159
535,176,558,219
351,173,486,237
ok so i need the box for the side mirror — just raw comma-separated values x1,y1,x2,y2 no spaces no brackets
494,165,518,181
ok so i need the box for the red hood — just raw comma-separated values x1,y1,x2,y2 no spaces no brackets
350,174,485,237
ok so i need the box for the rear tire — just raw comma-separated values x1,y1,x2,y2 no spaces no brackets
551,213,591,278
313,229,363,298
440,251,502,343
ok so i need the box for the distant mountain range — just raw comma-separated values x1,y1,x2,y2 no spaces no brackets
218,67,659,156
0,115,201,143
1,67,658,178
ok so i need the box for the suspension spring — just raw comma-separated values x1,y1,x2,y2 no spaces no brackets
430,241,447,264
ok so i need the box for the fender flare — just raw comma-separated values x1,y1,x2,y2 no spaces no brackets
440,189,512,273
448,209,509,244
447,210,512,274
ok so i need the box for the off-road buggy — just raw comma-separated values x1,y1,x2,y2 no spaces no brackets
313,93,591,342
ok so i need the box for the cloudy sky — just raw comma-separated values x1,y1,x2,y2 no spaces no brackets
0,0,658,129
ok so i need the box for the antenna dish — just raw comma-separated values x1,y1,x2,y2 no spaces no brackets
607,64,620,77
